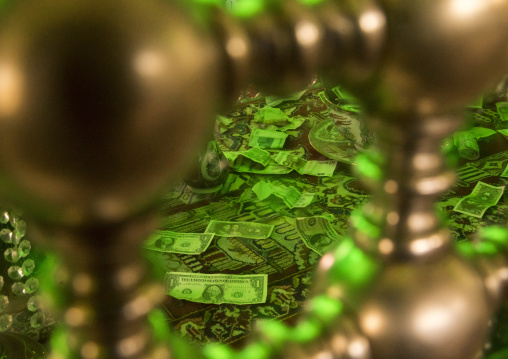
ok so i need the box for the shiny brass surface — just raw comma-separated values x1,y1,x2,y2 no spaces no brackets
359,255,490,359
0,0,221,357
0,0,221,227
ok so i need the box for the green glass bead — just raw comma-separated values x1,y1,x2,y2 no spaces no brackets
11,282,26,296
14,220,26,238
291,319,322,343
18,240,31,257
227,0,265,18
480,226,508,247
297,0,326,6
191,0,223,5
0,314,12,331
330,238,379,287
350,211,381,239
25,278,39,294
4,248,20,263
355,152,383,181
239,342,271,359
309,295,343,323
7,266,23,281
0,210,8,224
22,259,35,276
0,295,8,312
8,215,17,228
30,311,44,329
202,343,234,359
0,229,12,244
257,320,289,344
476,241,498,256
27,295,42,312
456,241,475,260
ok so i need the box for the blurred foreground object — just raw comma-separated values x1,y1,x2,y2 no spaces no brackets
0,0,506,358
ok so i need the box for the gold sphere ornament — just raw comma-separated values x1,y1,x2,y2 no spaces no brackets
0,0,221,226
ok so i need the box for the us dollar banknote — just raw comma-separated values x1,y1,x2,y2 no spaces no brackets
453,181,505,218
295,216,342,255
143,231,215,255
252,180,315,209
205,220,274,239
248,129,288,149
273,152,337,177
165,272,268,305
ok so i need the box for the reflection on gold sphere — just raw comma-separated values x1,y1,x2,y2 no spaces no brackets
359,255,490,359
0,0,220,226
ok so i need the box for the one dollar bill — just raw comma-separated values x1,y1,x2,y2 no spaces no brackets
273,151,337,177
453,181,505,218
205,220,274,239
143,231,215,255
295,216,342,255
165,272,268,305
249,129,288,149
252,180,315,209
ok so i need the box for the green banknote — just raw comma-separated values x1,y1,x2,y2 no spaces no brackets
252,180,315,209
295,216,342,255
253,106,291,126
143,231,215,255
453,181,505,218
165,272,268,305
453,131,479,160
273,151,337,177
249,129,288,149
204,220,274,239
264,89,307,107
502,164,508,178
223,147,272,168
